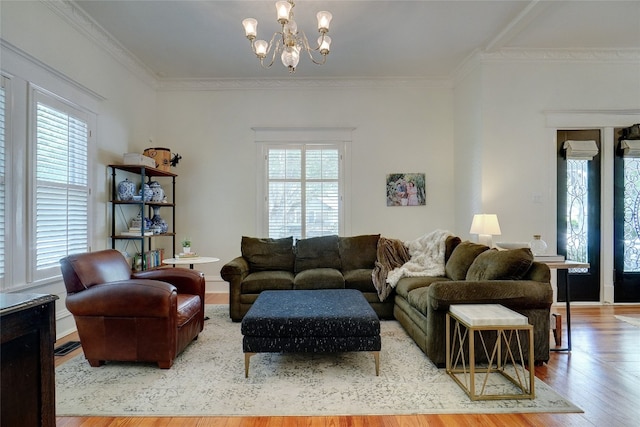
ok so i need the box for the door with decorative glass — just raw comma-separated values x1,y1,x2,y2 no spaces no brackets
613,126,640,302
556,130,600,302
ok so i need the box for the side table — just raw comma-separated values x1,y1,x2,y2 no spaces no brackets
542,261,590,352
446,304,535,400
162,256,220,270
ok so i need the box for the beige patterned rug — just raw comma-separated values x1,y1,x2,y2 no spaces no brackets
56,305,581,416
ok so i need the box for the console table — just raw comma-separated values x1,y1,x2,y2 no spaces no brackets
542,261,590,352
1,293,58,427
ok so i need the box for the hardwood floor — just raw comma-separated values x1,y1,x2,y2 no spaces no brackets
55,294,640,427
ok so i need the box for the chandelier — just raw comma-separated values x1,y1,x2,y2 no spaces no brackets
242,0,332,73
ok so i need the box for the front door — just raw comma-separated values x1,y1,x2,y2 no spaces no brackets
556,129,601,302
613,126,640,302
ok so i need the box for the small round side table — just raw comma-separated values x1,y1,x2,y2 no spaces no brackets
162,256,220,270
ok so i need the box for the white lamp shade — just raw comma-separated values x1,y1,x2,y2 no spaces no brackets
317,11,332,32
242,18,258,38
275,1,292,23
470,214,502,236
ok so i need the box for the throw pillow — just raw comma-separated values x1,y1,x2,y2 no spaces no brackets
445,241,490,280
466,247,534,281
241,236,294,272
295,235,341,273
339,234,380,271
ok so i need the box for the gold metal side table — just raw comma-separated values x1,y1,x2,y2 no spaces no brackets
446,304,535,400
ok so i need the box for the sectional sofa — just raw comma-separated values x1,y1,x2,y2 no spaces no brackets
220,233,553,366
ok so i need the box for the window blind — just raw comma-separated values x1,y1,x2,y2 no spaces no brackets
35,97,89,271
267,144,341,239
0,82,5,279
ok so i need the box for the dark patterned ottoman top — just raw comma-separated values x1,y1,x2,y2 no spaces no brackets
242,289,380,338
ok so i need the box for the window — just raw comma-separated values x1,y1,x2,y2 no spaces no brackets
31,89,91,281
264,143,343,240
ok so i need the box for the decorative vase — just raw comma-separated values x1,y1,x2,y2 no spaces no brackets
117,178,136,201
149,181,165,202
151,206,168,233
529,235,548,255
182,246,191,254
139,183,153,202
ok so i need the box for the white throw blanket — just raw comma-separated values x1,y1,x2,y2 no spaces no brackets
386,229,453,287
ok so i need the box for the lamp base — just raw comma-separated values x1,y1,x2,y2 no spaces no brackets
478,234,493,247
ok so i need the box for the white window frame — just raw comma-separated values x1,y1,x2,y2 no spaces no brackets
27,84,95,285
254,128,353,238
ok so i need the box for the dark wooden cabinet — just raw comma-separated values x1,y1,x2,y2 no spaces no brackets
1,293,58,427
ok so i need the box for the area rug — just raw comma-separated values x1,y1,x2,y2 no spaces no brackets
56,305,581,417
616,315,640,327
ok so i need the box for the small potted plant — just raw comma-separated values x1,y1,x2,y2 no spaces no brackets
181,237,192,254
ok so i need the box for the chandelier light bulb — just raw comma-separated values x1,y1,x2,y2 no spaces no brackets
242,18,258,39
316,11,332,33
254,40,268,58
275,1,292,24
318,35,331,55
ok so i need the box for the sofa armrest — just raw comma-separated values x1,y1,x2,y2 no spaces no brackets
132,267,205,297
428,280,553,311
66,280,177,317
220,256,250,282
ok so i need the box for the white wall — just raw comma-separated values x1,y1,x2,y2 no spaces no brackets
1,0,158,336
154,83,457,277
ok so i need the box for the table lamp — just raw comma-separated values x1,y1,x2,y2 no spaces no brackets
470,214,501,247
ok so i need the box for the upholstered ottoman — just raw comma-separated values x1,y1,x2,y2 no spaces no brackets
241,289,381,377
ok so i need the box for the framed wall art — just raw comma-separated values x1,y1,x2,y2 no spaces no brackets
386,173,426,206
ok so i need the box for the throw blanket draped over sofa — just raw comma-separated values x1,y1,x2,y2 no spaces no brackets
220,233,553,366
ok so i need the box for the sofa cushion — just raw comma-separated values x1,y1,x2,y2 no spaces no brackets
445,241,490,280
295,235,341,273
406,286,431,316
241,271,294,293
466,248,534,281
294,268,344,290
343,269,376,292
241,236,294,272
339,234,380,271
395,276,450,299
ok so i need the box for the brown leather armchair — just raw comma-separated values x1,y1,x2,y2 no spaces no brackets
60,249,205,368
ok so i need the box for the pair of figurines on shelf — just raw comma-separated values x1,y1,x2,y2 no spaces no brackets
118,179,166,203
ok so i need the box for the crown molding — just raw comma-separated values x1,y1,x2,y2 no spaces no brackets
481,48,640,63
453,47,640,86
43,0,158,89
155,77,453,92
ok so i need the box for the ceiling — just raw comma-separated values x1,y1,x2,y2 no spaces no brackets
74,0,640,80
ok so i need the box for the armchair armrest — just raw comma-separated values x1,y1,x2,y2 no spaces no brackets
65,280,177,317
132,268,205,297
428,280,553,311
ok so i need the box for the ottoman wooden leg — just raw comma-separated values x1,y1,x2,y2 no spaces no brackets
372,351,380,376
244,352,255,378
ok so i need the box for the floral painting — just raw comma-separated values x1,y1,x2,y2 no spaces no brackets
386,173,426,206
